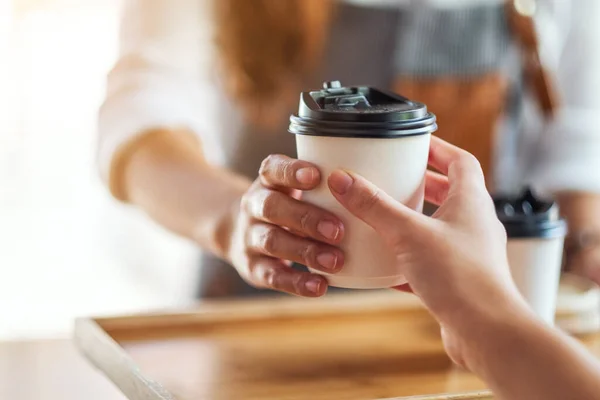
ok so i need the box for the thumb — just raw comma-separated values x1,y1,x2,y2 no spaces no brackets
327,170,424,238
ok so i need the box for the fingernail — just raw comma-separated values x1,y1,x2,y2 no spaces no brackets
317,220,340,241
296,167,317,185
305,278,322,294
329,170,353,195
316,252,338,271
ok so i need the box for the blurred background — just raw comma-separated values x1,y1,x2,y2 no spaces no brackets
1,0,599,341
0,0,199,340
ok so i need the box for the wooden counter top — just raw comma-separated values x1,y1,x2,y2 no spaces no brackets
75,292,491,400
7,292,600,400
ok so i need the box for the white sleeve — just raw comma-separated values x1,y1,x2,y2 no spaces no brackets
530,0,600,195
97,0,224,189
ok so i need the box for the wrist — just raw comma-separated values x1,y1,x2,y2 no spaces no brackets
463,297,538,375
198,195,242,263
450,283,535,374
220,199,243,264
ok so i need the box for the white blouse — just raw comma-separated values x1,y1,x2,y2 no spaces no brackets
98,0,600,196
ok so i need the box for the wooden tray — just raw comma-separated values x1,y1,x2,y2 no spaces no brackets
74,292,492,400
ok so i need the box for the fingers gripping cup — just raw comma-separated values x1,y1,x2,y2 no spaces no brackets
495,190,568,324
289,81,437,289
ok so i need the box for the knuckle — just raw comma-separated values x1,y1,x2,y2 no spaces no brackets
300,243,319,265
243,245,254,259
280,159,294,184
260,154,293,186
264,268,278,289
240,192,253,212
292,273,305,294
252,265,276,289
299,208,315,232
259,154,277,179
459,152,482,171
259,226,280,254
242,261,258,285
352,187,381,213
260,191,280,220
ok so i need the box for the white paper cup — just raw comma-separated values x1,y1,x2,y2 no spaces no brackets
496,190,568,324
289,81,437,289
507,237,565,323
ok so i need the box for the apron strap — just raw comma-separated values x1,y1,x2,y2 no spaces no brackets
507,0,560,119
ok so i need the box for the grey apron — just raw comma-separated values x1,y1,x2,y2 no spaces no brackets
197,2,513,298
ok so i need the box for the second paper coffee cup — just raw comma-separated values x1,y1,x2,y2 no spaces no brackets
288,81,437,289
495,190,568,323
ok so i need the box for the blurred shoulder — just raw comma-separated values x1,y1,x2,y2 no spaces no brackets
121,0,209,18
120,0,212,39
118,0,214,63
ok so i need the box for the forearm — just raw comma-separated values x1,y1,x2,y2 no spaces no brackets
470,308,600,400
557,192,600,277
116,128,251,260
557,192,600,233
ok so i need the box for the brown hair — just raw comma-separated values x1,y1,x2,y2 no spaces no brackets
213,0,334,126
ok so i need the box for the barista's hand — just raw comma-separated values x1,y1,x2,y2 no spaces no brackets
328,136,530,369
227,155,345,297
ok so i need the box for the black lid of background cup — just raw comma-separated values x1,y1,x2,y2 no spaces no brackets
494,189,567,239
289,81,437,138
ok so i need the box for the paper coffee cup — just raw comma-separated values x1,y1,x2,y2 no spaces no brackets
288,81,437,289
495,190,568,323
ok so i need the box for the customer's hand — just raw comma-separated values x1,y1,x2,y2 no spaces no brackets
328,136,529,369
227,154,345,297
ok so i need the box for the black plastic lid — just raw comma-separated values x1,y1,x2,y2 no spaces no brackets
288,81,437,138
493,189,567,239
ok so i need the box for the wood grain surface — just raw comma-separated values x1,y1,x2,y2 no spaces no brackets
75,291,600,400
75,292,493,400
